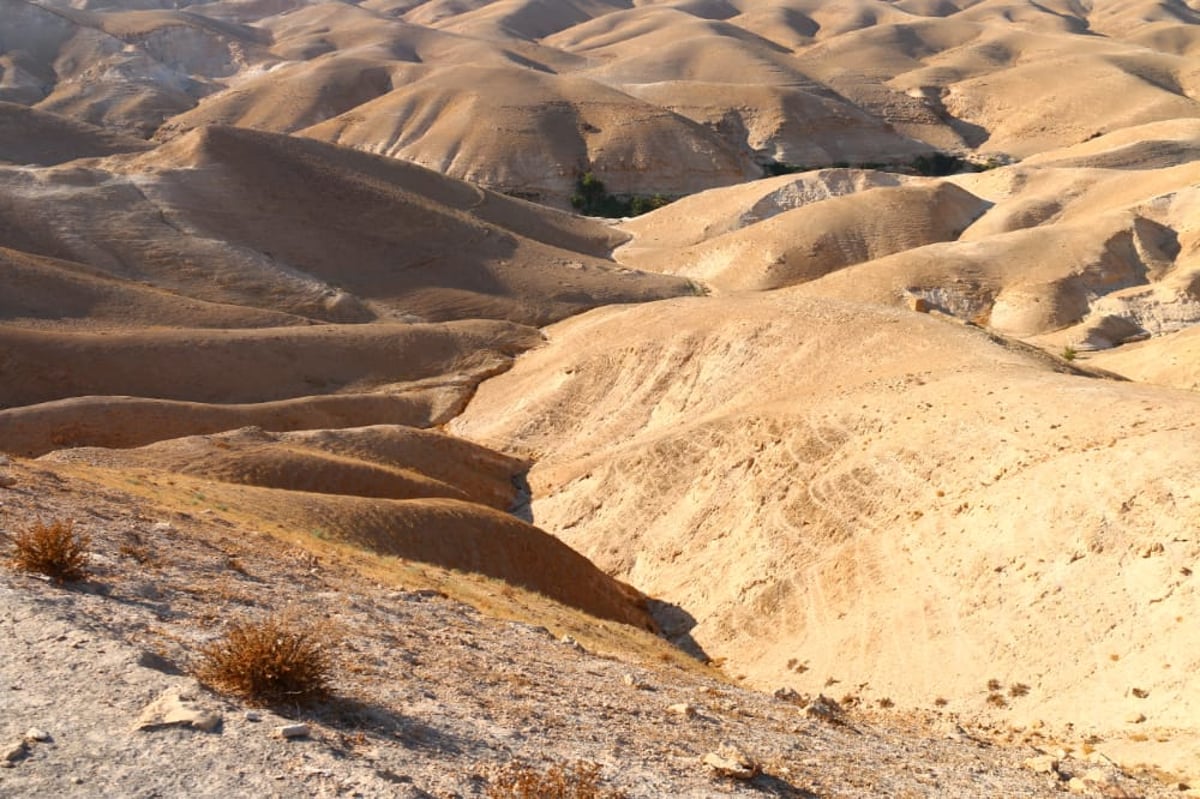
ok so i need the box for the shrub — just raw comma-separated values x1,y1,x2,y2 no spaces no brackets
487,761,627,799
10,519,90,583
196,615,333,705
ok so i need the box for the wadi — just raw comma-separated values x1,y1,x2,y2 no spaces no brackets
2,1,1199,796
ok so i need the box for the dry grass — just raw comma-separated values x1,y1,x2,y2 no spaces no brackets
9,519,90,583
486,761,628,799
196,614,333,706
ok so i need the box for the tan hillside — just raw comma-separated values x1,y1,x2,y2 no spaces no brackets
452,291,1200,779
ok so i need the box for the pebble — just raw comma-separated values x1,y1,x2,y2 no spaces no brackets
702,745,759,780
1126,711,1146,724
152,522,174,532
1022,755,1059,775
667,703,696,718
277,724,310,739
245,711,263,722
622,673,650,690
24,728,50,743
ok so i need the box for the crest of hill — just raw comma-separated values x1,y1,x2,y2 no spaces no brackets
616,168,919,255
0,391,467,458
0,320,540,409
451,291,1200,777
0,126,690,325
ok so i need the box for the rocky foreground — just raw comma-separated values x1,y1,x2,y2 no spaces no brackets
0,456,1188,798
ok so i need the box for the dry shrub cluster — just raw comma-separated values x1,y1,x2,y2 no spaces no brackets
487,761,627,799
9,519,90,583
196,615,333,705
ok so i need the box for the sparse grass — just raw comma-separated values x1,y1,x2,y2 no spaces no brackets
934,697,949,707
1009,682,1031,697
1061,345,1078,362
987,678,1002,691
877,697,894,709
986,692,1008,708
486,761,627,799
196,615,333,706
9,519,90,583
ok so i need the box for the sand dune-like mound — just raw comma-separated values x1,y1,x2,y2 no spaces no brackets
0,102,150,165
452,292,1200,753
0,246,304,329
300,64,758,206
0,389,468,458
0,126,692,325
616,169,917,257
42,427,653,629
46,424,527,509
0,319,539,409
621,182,987,291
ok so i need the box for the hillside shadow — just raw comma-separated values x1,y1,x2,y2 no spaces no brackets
647,598,712,662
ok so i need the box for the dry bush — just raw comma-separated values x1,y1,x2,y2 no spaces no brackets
9,519,90,583
196,615,333,705
487,761,627,799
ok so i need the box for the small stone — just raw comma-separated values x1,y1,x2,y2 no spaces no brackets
1022,755,1059,775
559,635,585,652
245,711,262,722
773,687,804,703
702,745,759,780
135,686,222,733
1082,768,1115,786
667,703,696,718
24,728,50,743
1068,777,1089,794
622,673,650,690
1125,712,1146,724
151,521,174,532
803,694,842,721
277,724,310,739
907,296,931,313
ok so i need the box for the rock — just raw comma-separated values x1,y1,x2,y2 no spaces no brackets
1022,754,1059,775
1068,777,1089,794
151,522,174,533
702,745,760,780
0,473,15,489
1082,768,1115,786
803,694,842,721
1125,712,1146,724
773,687,805,704
622,673,650,690
24,728,50,743
559,635,585,652
135,685,222,733
667,703,696,718
245,711,262,722
277,724,310,739
907,296,931,313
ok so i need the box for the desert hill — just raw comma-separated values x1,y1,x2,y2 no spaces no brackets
451,290,1200,780
3,0,1200,794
